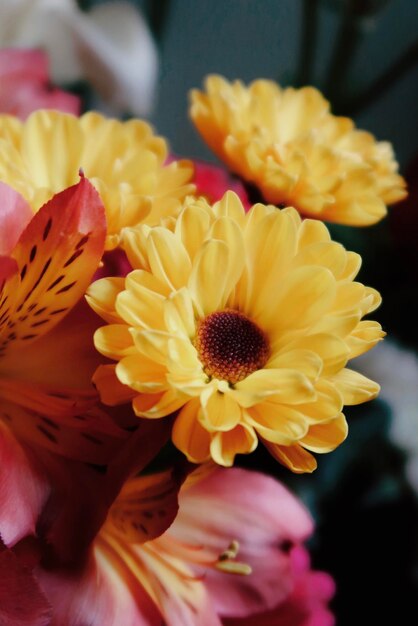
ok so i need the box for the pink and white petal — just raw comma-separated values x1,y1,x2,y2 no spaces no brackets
171,468,313,617
224,547,335,625
0,422,49,546
0,182,33,255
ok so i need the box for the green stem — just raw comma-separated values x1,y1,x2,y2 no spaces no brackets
324,1,362,109
295,0,320,86
345,39,418,115
145,0,172,42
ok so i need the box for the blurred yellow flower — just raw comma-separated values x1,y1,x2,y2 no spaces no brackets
190,75,407,225
87,192,384,472
0,110,194,249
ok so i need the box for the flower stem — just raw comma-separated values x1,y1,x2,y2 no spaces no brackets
345,39,418,114
295,0,320,86
324,0,362,110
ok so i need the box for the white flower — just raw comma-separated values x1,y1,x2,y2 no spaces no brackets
357,340,418,494
0,0,158,116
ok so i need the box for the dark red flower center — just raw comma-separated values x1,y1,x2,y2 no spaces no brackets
195,309,270,384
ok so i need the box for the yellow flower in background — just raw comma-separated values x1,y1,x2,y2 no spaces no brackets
0,110,194,249
190,75,407,225
87,192,384,472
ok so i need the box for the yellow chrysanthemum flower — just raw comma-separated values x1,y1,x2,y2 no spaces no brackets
87,192,384,472
190,75,407,225
0,110,194,249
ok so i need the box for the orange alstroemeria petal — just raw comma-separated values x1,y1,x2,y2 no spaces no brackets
0,176,106,355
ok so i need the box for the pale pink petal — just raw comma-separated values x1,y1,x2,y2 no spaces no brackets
0,182,33,255
224,547,335,626
0,422,49,546
0,49,80,118
170,468,313,618
0,48,48,82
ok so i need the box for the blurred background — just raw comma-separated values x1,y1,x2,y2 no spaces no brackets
2,0,418,623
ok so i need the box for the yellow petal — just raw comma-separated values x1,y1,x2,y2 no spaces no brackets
301,414,348,453
210,423,257,467
268,349,323,380
263,441,317,473
245,403,308,444
94,324,135,360
130,329,171,365
86,277,126,324
234,368,315,407
244,210,297,317
345,320,385,358
188,239,230,316
116,353,167,393
199,386,242,432
133,388,186,418
297,219,331,248
22,110,81,191
292,241,347,278
262,266,336,334
115,270,168,330
175,204,211,261
164,288,196,339
209,216,246,292
172,399,211,462
330,368,380,405
146,227,192,290
213,190,246,223
280,333,349,376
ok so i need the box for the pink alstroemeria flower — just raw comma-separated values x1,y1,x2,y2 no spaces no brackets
0,48,80,119
31,467,334,626
226,545,335,626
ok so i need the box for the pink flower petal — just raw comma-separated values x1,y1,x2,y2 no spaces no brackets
193,160,250,209
0,182,33,256
0,422,49,547
0,49,80,118
170,468,313,618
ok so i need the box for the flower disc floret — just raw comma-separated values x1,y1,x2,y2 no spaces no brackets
195,309,270,384
0,110,195,249
190,75,407,225
87,191,384,472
